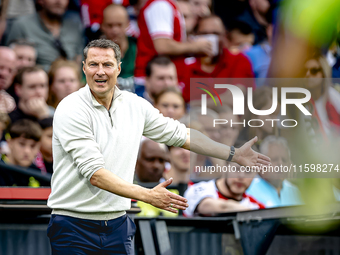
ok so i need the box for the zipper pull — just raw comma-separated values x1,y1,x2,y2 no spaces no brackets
105,220,108,226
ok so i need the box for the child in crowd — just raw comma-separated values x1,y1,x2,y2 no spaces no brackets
1,119,45,186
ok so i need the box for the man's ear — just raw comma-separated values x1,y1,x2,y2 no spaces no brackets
117,62,122,75
82,61,86,74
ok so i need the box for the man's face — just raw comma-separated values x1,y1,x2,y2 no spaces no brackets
13,45,37,69
196,17,226,53
16,70,49,103
177,1,196,35
146,64,178,100
101,7,129,45
83,47,121,99
225,162,255,197
40,127,53,160
136,141,168,182
169,147,190,172
40,0,69,17
262,143,290,181
0,48,17,90
8,137,40,167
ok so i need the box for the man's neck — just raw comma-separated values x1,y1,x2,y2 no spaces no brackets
91,89,114,110
216,178,243,201
310,85,324,102
164,167,190,184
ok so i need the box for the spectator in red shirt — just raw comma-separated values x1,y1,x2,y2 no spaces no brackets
134,0,213,97
180,15,255,104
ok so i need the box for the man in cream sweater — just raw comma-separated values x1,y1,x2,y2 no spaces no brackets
47,39,270,254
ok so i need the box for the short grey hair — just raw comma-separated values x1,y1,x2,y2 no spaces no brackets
260,135,291,159
83,39,121,64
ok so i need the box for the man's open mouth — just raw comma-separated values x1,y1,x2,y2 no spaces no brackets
95,79,107,84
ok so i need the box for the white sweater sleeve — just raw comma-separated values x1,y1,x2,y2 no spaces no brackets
140,97,187,147
53,97,106,180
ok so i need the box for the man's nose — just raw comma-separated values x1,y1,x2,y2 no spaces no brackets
96,64,105,75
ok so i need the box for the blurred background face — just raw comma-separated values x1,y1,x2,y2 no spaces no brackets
8,137,40,167
136,141,168,182
219,112,240,146
196,17,226,53
101,5,129,45
52,66,80,101
198,115,221,142
225,162,255,196
228,30,254,53
155,92,185,120
0,48,17,90
177,1,196,35
40,127,53,160
304,59,324,90
250,0,270,15
170,147,190,172
146,64,178,100
189,0,211,18
13,45,37,69
40,0,69,17
262,143,290,182
17,71,49,102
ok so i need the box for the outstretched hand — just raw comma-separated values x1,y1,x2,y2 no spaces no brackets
148,178,189,214
233,136,271,168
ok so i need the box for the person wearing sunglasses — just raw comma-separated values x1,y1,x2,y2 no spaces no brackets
303,52,340,137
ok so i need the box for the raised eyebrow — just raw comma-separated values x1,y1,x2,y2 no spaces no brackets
104,62,115,65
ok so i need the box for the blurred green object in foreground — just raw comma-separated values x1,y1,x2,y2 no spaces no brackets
282,0,340,46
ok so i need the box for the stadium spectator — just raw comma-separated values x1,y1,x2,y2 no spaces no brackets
189,0,211,18
303,53,340,137
190,107,225,179
80,0,130,41
101,4,136,92
0,47,16,113
218,106,242,147
34,117,53,175
6,0,84,71
154,87,186,120
181,15,254,103
9,39,37,69
134,0,213,97
144,56,179,103
9,66,53,124
227,20,255,54
177,0,197,36
47,59,82,109
184,161,265,217
244,8,273,85
2,119,43,187
237,0,270,45
239,86,279,144
164,146,191,184
135,138,168,183
246,136,303,207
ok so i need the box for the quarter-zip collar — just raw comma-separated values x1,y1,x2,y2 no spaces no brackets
86,85,123,111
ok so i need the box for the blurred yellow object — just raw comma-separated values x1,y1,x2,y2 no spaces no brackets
136,189,179,217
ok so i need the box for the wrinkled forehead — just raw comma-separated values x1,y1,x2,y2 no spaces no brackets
86,47,117,63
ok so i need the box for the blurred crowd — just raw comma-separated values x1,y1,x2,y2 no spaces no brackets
0,0,340,217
